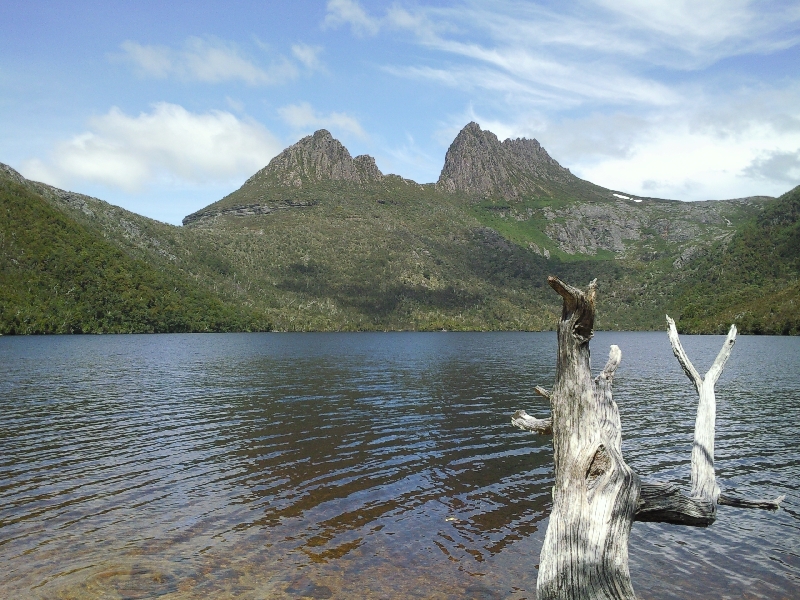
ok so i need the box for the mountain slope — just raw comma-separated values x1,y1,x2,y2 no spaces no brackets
183,129,385,225
0,166,270,333
671,184,800,334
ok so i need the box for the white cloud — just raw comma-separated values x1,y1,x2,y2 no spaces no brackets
323,0,381,36
120,37,299,85
120,41,172,78
572,119,800,200
291,43,323,70
278,102,367,139
335,0,800,114
593,0,800,63
21,103,282,192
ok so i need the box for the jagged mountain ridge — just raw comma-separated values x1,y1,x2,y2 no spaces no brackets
183,125,769,263
184,122,611,225
183,130,386,225
436,121,584,199
249,128,384,187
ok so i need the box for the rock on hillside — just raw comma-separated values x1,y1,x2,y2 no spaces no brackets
437,122,578,199
0,163,27,186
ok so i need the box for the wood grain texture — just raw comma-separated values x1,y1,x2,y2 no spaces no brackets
536,277,639,600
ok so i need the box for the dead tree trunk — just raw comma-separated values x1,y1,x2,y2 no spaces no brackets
512,276,783,600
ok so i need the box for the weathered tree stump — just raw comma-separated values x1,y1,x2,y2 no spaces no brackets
512,276,783,599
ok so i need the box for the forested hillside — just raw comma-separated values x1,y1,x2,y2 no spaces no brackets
672,184,800,334
0,175,269,334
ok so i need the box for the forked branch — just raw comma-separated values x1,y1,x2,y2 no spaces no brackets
660,316,782,513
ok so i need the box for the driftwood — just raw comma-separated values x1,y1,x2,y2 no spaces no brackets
512,276,783,599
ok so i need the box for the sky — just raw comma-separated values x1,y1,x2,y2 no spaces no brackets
2,0,800,225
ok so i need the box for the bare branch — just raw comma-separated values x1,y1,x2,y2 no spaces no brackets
547,275,581,311
704,324,737,385
595,345,622,446
666,315,702,392
719,492,785,510
511,410,552,435
600,344,622,379
548,276,596,342
667,318,741,504
534,385,551,400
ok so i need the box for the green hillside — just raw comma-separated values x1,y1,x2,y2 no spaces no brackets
0,176,270,334
177,177,706,332
670,184,800,334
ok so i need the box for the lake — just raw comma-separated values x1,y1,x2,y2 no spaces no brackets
1,332,798,599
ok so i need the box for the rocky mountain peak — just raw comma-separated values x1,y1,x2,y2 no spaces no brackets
0,162,28,186
245,129,383,189
437,122,576,199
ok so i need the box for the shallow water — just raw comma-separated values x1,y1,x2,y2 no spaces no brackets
0,332,798,599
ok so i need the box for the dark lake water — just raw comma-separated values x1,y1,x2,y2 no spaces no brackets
1,332,798,599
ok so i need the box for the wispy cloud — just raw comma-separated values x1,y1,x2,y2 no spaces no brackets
21,103,281,191
278,101,367,140
119,37,313,85
323,0,381,36
593,0,800,64
329,0,800,107
291,43,324,71
326,1,800,197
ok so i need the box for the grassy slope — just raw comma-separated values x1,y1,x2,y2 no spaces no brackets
187,178,563,330
0,177,270,334
182,177,706,331
670,185,800,334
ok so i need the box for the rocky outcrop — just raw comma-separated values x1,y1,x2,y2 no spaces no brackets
245,129,383,189
437,122,577,199
182,199,317,226
0,162,27,186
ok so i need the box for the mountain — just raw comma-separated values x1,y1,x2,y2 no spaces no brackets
437,121,609,202
183,129,385,225
258,128,384,187
2,123,797,334
0,164,270,334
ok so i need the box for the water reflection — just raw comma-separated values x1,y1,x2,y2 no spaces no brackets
0,332,798,599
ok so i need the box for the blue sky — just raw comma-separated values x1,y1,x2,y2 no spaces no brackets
2,0,799,225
